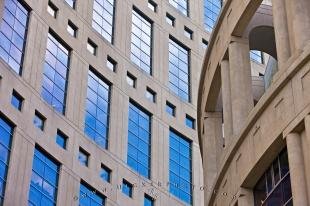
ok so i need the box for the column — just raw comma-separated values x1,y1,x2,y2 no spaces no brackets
286,133,309,206
202,112,222,205
229,38,254,135
221,60,233,144
287,0,310,51
271,0,291,69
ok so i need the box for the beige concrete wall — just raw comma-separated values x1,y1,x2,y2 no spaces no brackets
0,0,211,205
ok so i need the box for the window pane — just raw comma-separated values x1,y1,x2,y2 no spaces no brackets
127,102,151,178
92,0,115,43
169,0,188,16
42,33,70,114
28,148,60,206
204,0,222,32
84,70,110,149
130,10,152,74
0,0,29,74
169,130,192,205
79,182,105,206
168,38,190,102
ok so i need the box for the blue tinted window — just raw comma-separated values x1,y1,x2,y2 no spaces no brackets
79,182,105,206
204,0,222,32
33,111,45,131
122,180,133,198
28,148,60,206
144,195,154,206
185,115,195,129
130,10,152,74
168,38,190,102
166,101,175,116
169,0,188,16
100,164,111,182
127,102,151,178
250,50,264,64
84,70,110,149
0,0,29,74
0,116,14,203
65,0,75,8
169,130,192,205
56,130,67,149
41,33,70,114
92,0,115,43
78,148,89,167
11,90,23,110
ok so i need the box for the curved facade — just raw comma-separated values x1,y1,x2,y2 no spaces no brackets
198,0,310,206
0,0,216,205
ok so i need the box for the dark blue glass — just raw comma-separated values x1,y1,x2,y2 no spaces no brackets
166,102,175,116
42,33,70,114
28,148,60,206
65,0,75,8
100,165,111,182
168,38,190,102
0,0,29,74
169,130,192,205
84,70,110,149
144,195,154,206
92,0,115,43
204,0,222,32
11,91,23,110
185,115,195,129
122,180,132,198
56,131,67,149
168,0,188,16
130,10,152,74
0,116,13,204
127,102,151,178
79,182,105,206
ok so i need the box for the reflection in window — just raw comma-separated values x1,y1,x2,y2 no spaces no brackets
122,179,133,198
100,164,111,182
92,0,115,43
0,0,29,74
204,0,222,32
254,148,292,206
169,0,188,16
28,147,60,206
41,33,70,114
127,102,151,178
168,38,190,102
78,148,89,167
0,115,14,203
144,194,154,206
250,50,264,64
169,129,192,205
56,130,67,149
11,90,23,111
84,70,110,149
65,0,76,8
131,10,152,75
79,182,105,206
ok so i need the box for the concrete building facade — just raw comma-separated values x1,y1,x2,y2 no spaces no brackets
198,0,310,206
0,0,218,205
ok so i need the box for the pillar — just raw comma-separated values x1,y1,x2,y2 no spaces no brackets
287,0,310,51
271,0,291,69
221,60,233,144
286,133,309,206
202,112,223,205
229,38,254,134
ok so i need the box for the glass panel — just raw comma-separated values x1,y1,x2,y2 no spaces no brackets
127,103,151,178
130,10,152,74
169,0,188,16
92,0,115,43
204,0,222,32
0,0,29,74
28,148,60,206
79,182,105,206
169,130,192,204
168,38,190,102
84,70,110,149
